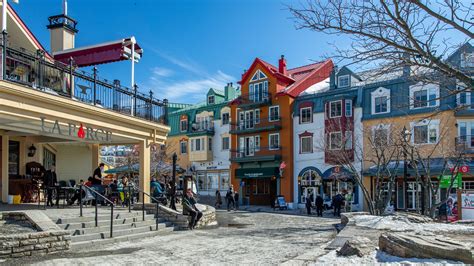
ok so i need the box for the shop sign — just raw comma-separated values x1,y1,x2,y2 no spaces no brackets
40,117,112,142
462,193,474,220
440,173,462,189
206,166,218,170
235,167,278,179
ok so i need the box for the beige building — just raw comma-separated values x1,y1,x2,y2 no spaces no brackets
0,3,169,203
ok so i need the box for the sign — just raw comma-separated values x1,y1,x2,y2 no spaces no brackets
235,167,279,179
40,117,112,142
460,166,470,173
440,173,462,189
462,193,474,220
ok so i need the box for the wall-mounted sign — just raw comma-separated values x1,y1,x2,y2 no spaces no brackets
235,167,279,179
40,117,112,142
440,174,462,189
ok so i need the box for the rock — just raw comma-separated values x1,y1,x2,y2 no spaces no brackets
379,232,474,263
337,237,374,257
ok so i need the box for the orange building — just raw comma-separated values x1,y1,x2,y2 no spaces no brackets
229,56,333,206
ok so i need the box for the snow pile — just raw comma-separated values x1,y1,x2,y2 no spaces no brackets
353,215,474,234
316,250,462,265
300,78,330,95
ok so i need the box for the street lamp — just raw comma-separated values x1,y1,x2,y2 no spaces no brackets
401,126,412,211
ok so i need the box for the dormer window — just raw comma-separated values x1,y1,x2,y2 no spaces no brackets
409,83,439,109
338,75,350,88
208,95,215,105
371,87,390,115
180,118,188,132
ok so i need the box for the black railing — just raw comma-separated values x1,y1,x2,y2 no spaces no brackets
189,121,215,134
132,187,161,231
230,146,281,159
236,92,271,105
2,46,167,124
79,185,115,238
230,117,281,132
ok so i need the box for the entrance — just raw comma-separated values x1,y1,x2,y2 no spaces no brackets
242,178,277,205
301,187,318,205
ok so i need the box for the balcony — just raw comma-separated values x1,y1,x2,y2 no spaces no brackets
230,146,282,163
230,117,281,134
186,121,215,137
2,47,167,124
234,92,271,108
455,135,474,153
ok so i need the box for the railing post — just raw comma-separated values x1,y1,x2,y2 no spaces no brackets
93,67,97,105
128,185,131,213
163,99,169,125
110,204,114,238
2,30,7,80
36,50,44,89
155,202,159,231
37,184,41,209
149,90,153,120
79,184,83,217
142,191,145,221
69,57,74,98
133,84,138,116
94,193,98,227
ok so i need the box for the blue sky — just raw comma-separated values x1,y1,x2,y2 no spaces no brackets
13,0,345,103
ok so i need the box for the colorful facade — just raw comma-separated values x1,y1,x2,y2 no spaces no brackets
229,56,333,206
167,84,239,195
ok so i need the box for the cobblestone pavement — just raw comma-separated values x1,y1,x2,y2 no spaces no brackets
4,209,339,265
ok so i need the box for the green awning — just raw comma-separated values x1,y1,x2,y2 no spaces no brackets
235,167,279,179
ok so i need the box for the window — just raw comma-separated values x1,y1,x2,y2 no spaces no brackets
457,121,474,148
344,131,353,150
345,100,352,117
329,132,342,150
255,109,260,124
412,120,439,144
338,75,350,88
208,138,212,151
251,70,267,81
220,172,230,190
208,95,215,105
9,141,20,177
457,82,471,108
255,135,260,151
269,133,280,150
329,101,342,118
180,141,187,154
222,113,230,125
300,107,312,123
410,83,439,109
373,125,390,146
195,138,201,151
269,106,280,121
249,80,268,103
300,136,313,153
371,87,390,114
222,137,230,150
180,119,188,132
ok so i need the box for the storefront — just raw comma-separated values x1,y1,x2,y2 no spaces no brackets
195,169,230,195
235,167,279,206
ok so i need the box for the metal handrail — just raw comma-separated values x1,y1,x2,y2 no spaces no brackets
130,186,161,231
79,185,115,238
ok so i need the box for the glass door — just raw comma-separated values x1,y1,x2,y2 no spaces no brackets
43,148,56,171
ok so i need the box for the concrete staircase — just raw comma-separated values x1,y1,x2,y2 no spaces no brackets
55,210,174,250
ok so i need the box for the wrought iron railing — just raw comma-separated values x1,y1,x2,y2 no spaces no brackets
2,46,167,124
189,121,214,134
230,146,282,160
235,92,271,105
230,116,281,132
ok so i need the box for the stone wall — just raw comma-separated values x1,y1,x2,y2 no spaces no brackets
135,203,217,230
0,211,70,259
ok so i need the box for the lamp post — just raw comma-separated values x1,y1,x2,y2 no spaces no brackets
401,126,411,211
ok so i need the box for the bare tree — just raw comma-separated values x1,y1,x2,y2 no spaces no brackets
289,0,473,87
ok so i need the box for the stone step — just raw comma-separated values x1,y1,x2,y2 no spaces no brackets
58,215,158,230
70,226,175,250
69,219,169,235
70,223,173,243
56,211,148,224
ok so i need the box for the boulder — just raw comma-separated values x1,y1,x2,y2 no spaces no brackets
379,232,474,263
337,237,374,257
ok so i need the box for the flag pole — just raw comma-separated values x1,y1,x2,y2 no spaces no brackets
2,0,7,32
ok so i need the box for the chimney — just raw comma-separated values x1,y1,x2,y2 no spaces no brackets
279,55,287,76
47,0,78,53
225,82,237,101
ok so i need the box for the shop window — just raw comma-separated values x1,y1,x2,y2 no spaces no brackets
207,173,219,190
254,179,270,195
197,173,206,190
180,141,187,154
300,136,313,154
220,172,230,190
300,107,312,124
329,100,342,118
300,169,322,186
464,181,474,190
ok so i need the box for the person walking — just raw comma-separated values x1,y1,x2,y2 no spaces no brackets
305,193,313,215
333,192,345,217
315,194,324,217
234,191,239,210
44,164,58,207
215,190,222,209
226,186,235,211
182,189,202,230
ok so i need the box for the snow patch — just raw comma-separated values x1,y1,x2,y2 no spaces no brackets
300,78,330,95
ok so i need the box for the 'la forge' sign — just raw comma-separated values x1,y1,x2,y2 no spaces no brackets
40,117,112,142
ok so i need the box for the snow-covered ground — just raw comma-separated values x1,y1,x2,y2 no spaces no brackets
352,214,474,234
316,250,463,265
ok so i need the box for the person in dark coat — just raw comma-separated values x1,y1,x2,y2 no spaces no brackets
182,189,202,230
234,192,239,210
215,190,222,209
305,193,313,215
226,186,235,211
315,194,324,217
44,164,58,206
333,192,345,217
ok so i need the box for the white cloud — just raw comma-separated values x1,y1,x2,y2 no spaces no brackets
148,48,206,76
151,67,173,77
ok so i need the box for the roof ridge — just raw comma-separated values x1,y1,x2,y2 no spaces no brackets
287,60,328,72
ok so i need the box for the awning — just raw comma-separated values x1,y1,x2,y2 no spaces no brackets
235,167,279,179
322,166,354,181
53,37,143,67
363,158,474,176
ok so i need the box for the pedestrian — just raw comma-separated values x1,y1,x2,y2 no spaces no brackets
226,186,235,211
68,179,85,205
234,191,239,210
118,176,129,207
333,192,345,217
305,193,313,215
315,194,324,217
182,188,202,230
215,190,222,209
44,164,58,207
91,163,105,205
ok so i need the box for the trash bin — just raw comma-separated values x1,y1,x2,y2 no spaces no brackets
13,195,21,204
